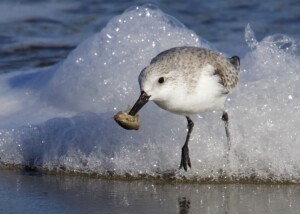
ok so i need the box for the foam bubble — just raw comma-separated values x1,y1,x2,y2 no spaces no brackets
1,6,300,182
0,5,205,177
44,5,204,113
228,25,300,181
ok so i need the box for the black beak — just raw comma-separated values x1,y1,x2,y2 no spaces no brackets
128,91,150,116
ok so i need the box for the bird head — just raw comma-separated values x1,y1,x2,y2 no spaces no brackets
128,64,175,116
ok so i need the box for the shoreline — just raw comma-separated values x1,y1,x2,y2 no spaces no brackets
1,163,298,185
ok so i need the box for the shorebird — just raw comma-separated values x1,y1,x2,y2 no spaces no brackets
127,47,240,171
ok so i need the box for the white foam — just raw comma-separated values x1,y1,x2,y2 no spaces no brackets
228,25,300,181
0,6,300,182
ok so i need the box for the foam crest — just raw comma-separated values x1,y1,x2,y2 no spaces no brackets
228,25,300,181
0,5,204,178
1,6,300,182
44,5,202,113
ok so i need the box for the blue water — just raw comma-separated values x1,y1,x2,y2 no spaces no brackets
0,1,300,213
1,0,299,73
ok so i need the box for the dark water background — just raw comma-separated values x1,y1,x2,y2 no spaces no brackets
1,0,300,213
1,0,300,73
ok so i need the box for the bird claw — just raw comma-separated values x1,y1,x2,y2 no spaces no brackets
179,145,191,171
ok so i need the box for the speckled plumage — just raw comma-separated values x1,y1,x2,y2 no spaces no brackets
138,46,240,115
142,46,239,94
126,46,240,171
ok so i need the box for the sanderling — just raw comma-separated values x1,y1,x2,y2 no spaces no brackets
127,46,240,171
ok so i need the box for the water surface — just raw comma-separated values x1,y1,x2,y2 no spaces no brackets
1,169,300,214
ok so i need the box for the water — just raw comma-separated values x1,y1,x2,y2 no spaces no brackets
0,0,300,213
1,169,300,214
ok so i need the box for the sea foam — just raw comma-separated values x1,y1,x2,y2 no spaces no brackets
0,5,300,182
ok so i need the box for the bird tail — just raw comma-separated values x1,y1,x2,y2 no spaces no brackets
229,56,240,72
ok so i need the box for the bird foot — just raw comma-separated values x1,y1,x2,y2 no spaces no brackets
179,145,191,171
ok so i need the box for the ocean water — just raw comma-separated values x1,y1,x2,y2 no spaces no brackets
0,0,300,213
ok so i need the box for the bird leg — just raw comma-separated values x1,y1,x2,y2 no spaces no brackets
180,116,194,171
222,111,231,152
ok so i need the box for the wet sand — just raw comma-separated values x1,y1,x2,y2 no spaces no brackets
0,169,300,214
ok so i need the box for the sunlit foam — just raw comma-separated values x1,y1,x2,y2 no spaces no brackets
0,5,300,183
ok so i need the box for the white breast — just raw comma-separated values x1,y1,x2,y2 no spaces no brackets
154,64,228,115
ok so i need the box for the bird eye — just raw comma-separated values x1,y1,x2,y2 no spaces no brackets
158,77,164,84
